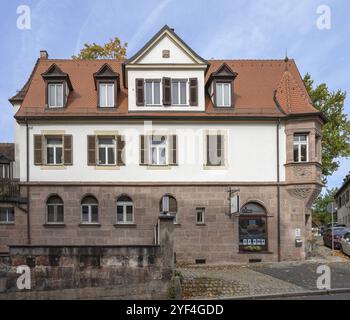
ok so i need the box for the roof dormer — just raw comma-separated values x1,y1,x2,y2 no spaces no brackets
93,63,119,108
206,63,238,108
41,64,73,108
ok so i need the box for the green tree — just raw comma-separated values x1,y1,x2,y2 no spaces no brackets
312,188,338,225
303,74,350,180
72,37,127,60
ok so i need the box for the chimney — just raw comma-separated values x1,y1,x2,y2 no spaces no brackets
40,50,48,59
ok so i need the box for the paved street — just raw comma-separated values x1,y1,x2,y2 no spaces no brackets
177,239,350,299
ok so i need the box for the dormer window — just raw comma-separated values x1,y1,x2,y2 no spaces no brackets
93,63,119,108
41,64,73,109
206,63,237,108
99,83,115,108
215,82,231,107
48,83,64,108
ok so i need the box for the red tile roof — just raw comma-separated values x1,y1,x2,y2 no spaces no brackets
13,58,319,119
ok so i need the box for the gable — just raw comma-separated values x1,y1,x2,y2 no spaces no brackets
126,25,208,66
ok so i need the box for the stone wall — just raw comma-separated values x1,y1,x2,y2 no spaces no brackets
0,216,175,300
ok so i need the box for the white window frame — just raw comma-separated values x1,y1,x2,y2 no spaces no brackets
46,137,63,165
116,200,134,224
47,202,64,224
151,135,168,165
196,208,205,224
0,207,15,224
171,79,188,105
48,83,64,108
145,79,161,106
215,82,231,107
99,83,115,108
293,133,309,162
80,202,99,224
98,137,116,165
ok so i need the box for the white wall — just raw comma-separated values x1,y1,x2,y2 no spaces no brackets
18,122,286,183
128,69,206,112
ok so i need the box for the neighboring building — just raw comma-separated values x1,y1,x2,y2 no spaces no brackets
3,25,324,263
335,173,350,226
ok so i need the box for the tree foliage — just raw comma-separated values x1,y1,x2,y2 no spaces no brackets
72,37,127,60
303,74,350,180
312,188,338,225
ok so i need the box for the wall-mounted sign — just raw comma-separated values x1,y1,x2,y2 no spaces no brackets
230,195,240,214
295,228,301,238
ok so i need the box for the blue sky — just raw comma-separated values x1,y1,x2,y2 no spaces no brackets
0,0,349,189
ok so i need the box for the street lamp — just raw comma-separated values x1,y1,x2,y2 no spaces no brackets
326,202,338,255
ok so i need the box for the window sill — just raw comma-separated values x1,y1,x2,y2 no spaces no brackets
238,251,273,254
94,165,120,170
43,223,66,228
203,165,227,170
0,222,15,225
114,223,137,228
97,106,116,109
78,223,101,227
40,165,67,170
196,223,206,226
174,223,181,227
285,161,321,167
45,106,66,110
146,165,172,170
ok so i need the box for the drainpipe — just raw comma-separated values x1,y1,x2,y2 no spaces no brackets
26,119,31,244
276,119,281,262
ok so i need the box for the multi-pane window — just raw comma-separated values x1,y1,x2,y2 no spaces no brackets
81,196,98,224
99,83,115,107
293,134,308,162
216,82,231,107
47,195,64,223
151,135,167,165
0,164,10,179
160,194,177,223
48,83,64,108
0,207,14,223
145,80,161,105
196,208,205,224
206,134,225,166
116,195,133,224
98,137,116,165
46,137,63,165
172,79,187,105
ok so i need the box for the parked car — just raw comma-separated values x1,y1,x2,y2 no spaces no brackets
323,227,350,249
320,223,346,236
340,232,350,256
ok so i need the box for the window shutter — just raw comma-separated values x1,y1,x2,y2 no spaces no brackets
87,135,96,166
169,135,177,165
63,135,73,165
189,78,198,106
136,78,144,106
116,135,125,166
34,135,43,165
162,77,171,106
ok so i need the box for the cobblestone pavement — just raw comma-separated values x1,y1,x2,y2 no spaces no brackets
178,239,350,299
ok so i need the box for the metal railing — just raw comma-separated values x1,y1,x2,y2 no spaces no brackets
0,179,20,201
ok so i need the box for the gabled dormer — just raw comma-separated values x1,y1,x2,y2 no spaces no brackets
206,63,238,108
41,64,73,108
123,25,209,112
93,63,119,108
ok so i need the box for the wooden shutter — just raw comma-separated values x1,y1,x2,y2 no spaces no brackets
34,135,43,165
169,135,177,165
140,135,151,165
116,135,125,166
135,78,144,106
189,78,198,106
162,77,171,106
87,135,96,166
63,135,73,165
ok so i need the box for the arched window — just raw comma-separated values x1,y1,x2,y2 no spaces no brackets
47,195,64,223
116,195,133,224
160,194,177,222
81,195,98,224
239,202,267,252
